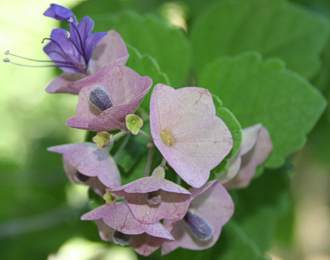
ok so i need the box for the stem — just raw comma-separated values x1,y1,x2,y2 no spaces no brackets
113,135,130,160
144,144,154,176
160,158,167,167
139,130,151,139
176,175,182,185
111,130,128,143
137,108,149,122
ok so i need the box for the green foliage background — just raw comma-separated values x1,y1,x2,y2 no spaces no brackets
0,0,329,259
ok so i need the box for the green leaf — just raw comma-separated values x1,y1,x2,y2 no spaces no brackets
72,0,168,18
127,46,170,110
199,52,326,168
211,95,242,176
127,45,170,85
218,222,269,260
232,167,293,250
221,167,293,259
307,112,330,164
91,11,191,86
213,95,242,161
291,0,330,17
314,38,330,91
191,0,329,78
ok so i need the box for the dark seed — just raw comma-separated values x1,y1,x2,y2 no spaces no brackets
112,231,130,246
184,211,213,241
147,191,162,206
89,87,112,113
76,171,90,182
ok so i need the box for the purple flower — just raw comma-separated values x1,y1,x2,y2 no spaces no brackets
67,65,152,131
44,3,75,22
222,124,273,189
161,181,234,254
48,142,121,195
150,84,233,188
43,4,128,94
81,202,174,256
112,167,191,224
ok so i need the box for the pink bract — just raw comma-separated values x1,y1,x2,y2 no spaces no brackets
46,30,129,94
81,202,174,256
67,65,152,131
48,142,120,194
112,170,191,224
223,124,273,189
150,84,233,188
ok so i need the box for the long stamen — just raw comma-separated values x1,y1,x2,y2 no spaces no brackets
3,57,78,69
5,50,54,63
4,50,79,67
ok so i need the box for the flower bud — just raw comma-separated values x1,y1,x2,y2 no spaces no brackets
152,166,166,179
103,191,114,204
92,131,111,148
125,114,143,135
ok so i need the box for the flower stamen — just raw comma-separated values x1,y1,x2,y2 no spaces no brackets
160,129,175,146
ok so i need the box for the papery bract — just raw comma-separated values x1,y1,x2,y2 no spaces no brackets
48,142,120,194
150,84,233,188
81,202,174,256
67,65,152,131
161,181,234,254
223,124,273,189
112,168,191,224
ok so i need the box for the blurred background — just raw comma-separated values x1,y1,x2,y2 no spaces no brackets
0,0,329,259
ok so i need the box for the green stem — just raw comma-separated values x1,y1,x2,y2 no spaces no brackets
113,135,130,160
111,130,128,143
160,158,167,167
137,108,149,122
139,129,151,139
144,144,154,176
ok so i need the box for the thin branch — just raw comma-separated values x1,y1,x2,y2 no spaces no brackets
144,144,154,176
113,135,130,160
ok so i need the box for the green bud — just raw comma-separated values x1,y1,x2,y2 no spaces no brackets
103,191,114,204
152,166,166,179
92,131,111,148
125,114,144,135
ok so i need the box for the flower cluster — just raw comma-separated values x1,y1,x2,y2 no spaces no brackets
39,4,273,256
